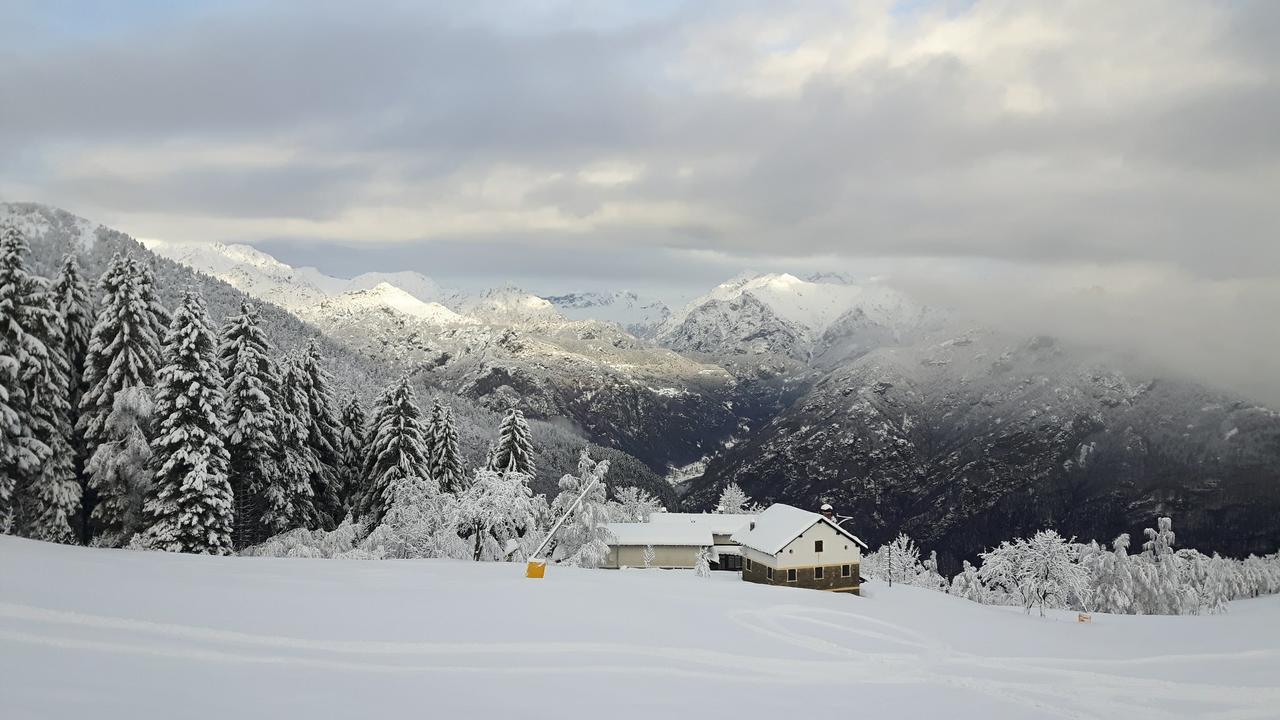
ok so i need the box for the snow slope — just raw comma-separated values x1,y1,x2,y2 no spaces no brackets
2,537,1277,720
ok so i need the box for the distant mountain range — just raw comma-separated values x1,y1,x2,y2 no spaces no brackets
7,202,1279,570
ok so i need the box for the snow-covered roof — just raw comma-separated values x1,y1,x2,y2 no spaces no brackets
604,523,713,547
648,513,755,536
730,504,868,555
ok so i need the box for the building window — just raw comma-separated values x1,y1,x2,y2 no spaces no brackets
841,564,851,578
815,540,824,553
814,566,824,579
787,569,797,582
766,567,773,580
745,558,752,571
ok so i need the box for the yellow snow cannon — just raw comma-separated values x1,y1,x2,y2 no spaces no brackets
526,559,546,578
524,469,603,579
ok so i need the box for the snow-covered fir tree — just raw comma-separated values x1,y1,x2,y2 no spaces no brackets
52,253,93,518
0,225,37,533
218,301,283,548
487,408,535,477
336,395,368,513
694,546,713,577
429,401,466,494
79,254,164,546
297,341,343,529
276,357,319,528
610,486,664,522
14,265,80,543
549,449,613,568
642,544,656,568
357,376,435,528
0,226,80,540
137,291,234,555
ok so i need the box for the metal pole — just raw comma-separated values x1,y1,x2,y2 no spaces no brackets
529,472,602,562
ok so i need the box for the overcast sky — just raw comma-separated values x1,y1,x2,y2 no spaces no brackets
2,0,1278,401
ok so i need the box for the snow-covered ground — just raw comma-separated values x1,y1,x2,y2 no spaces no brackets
2,537,1277,720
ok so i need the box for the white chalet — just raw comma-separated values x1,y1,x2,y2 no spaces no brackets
731,504,867,594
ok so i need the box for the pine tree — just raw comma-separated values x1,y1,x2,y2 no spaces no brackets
138,291,233,555
716,483,753,514
337,395,368,514
487,408,535,477
15,268,81,543
218,301,283,548
0,225,80,538
53,254,94,539
429,401,466,494
0,225,36,533
357,377,435,528
298,340,342,529
79,255,164,547
276,357,318,529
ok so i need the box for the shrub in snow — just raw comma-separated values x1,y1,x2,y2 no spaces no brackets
694,546,712,578
949,561,986,603
979,530,1090,616
642,544,656,568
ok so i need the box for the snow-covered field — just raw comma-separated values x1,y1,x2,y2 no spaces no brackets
2,537,1278,720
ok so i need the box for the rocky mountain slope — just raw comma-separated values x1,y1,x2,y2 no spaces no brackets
682,330,1280,572
37,202,1278,563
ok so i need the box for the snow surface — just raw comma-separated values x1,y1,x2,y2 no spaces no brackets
3,537,1278,720
602,523,711,546
649,512,755,536
316,283,473,324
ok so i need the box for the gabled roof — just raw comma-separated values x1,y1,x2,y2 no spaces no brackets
730,504,868,555
648,512,755,536
603,523,713,547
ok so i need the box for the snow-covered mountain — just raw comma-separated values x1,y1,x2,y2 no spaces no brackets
545,290,671,338
658,272,930,367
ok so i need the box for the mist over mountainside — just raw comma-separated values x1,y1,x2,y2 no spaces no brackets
24,202,1280,568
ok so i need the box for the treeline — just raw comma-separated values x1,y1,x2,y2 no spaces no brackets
861,518,1280,616
0,225,664,559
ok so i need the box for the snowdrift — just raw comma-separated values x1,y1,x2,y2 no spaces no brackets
2,537,1277,719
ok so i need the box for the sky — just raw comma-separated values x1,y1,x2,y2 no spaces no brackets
1,0,1278,401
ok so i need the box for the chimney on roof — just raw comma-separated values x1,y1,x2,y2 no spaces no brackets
820,503,834,519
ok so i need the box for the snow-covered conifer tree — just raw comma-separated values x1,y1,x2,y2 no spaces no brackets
864,533,925,586
487,408,535,477
0,225,38,533
429,402,466,494
53,254,93,507
549,449,613,568
138,291,233,555
79,254,164,546
0,226,80,540
276,357,318,529
218,301,283,548
715,483,753,514
337,395,368,513
298,341,343,528
15,269,81,543
357,377,434,528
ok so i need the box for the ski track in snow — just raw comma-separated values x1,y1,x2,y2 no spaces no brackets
3,601,1277,720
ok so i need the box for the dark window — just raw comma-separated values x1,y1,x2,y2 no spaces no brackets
841,564,851,578
766,567,773,580
787,569,797,582
814,566,824,579
815,540,824,553
745,558,752,570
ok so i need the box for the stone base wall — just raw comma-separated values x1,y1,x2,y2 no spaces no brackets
743,560,860,595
